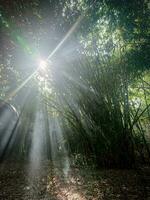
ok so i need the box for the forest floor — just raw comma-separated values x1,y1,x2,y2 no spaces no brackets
0,161,150,200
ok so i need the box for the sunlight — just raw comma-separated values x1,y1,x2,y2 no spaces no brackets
46,15,83,61
4,70,37,102
36,59,49,84
49,116,70,179
56,188,86,200
0,0,149,199
0,101,19,161
1,9,84,102
39,59,47,71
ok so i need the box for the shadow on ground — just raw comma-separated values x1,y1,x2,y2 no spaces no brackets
0,161,149,200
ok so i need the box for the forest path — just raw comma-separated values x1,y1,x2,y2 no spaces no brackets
0,161,149,200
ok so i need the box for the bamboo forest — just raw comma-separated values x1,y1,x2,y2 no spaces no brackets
0,0,150,199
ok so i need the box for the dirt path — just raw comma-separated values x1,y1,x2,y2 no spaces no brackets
0,161,149,200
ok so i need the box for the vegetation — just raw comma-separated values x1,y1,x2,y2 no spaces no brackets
0,0,150,168
0,1,150,199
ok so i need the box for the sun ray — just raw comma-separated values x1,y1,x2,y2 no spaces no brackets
4,70,37,102
46,0,96,61
46,15,84,61
1,0,96,101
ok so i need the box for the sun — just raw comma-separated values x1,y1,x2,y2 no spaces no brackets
36,58,52,83
36,59,51,83
39,59,47,71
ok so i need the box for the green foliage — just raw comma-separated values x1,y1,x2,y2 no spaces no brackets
42,0,150,167
0,0,149,167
